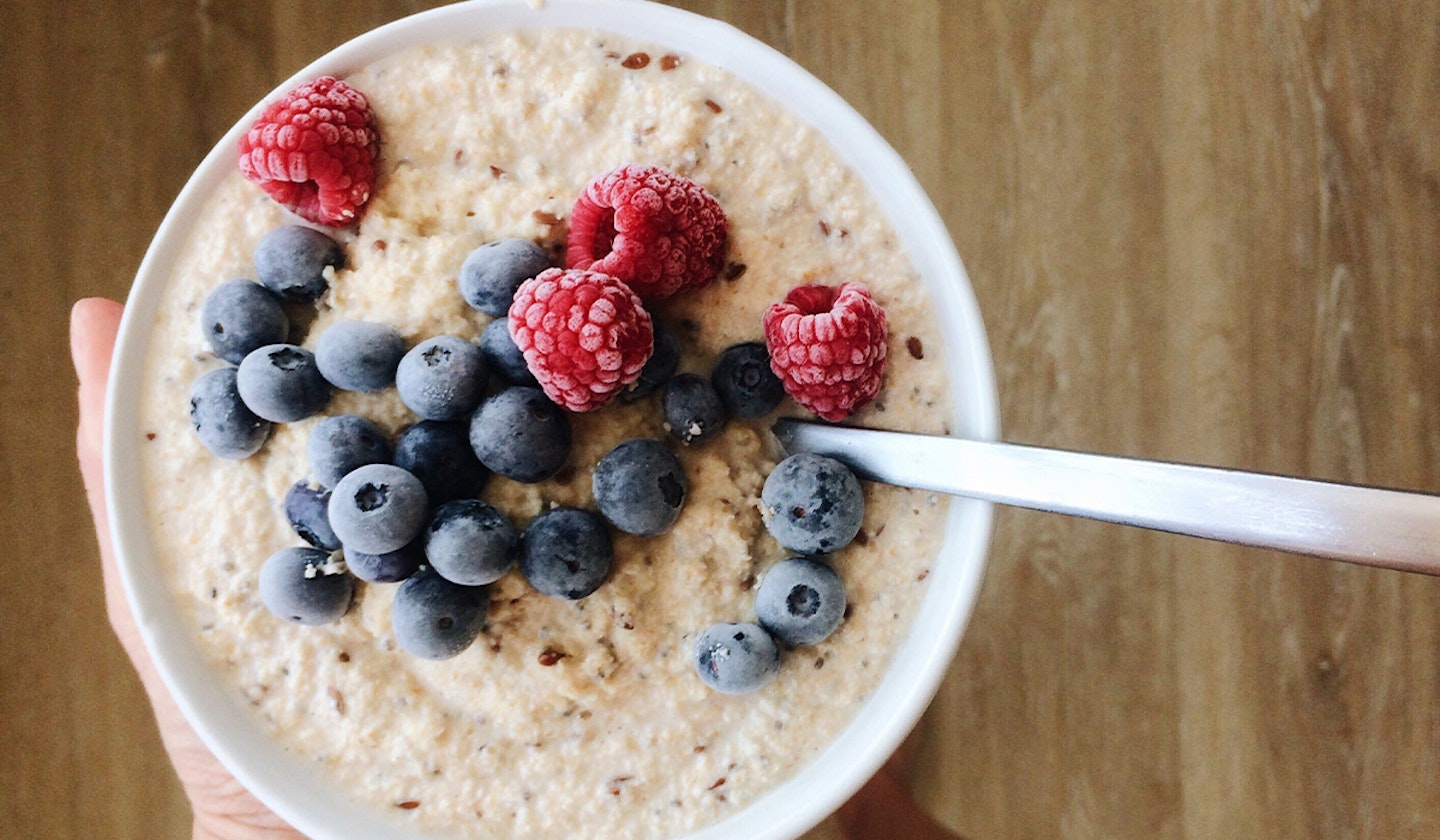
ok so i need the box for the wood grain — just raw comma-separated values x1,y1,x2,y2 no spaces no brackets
2,1,1437,838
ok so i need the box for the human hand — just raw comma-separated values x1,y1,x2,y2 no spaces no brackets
71,296,956,840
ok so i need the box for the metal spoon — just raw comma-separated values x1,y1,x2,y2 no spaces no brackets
772,418,1440,576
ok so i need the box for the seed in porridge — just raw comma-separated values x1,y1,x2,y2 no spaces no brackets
622,323,679,401
489,165,505,179
621,51,650,69
283,481,341,551
469,386,572,483
761,454,864,554
258,546,355,626
345,540,424,584
458,238,551,317
328,464,429,555
235,343,331,423
478,317,538,387
188,367,271,459
704,99,723,114
693,622,779,694
660,53,681,70
307,414,392,489
907,336,925,359
396,800,421,810
722,261,748,282
252,225,344,303
519,507,613,600
566,163,728,301
396,336,488,422
392,567,488,660
711,342,785,419
538,647,568,666
818,219,831,236
393,420,490,505
593,439,687,536
314,320,405,393
425,499,519,586
663,374,726,444
755,557,846,646
199,279,288,365
764,282,889,421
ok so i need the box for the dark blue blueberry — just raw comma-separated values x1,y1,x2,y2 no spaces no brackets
592,439,687,536
344,540,424,584
327,464,429,555
477,317,537,386
425,499,518,586
235,343,331,423
307,414,392,489
469,386,571,483
760,453,864,554
754,557,846,646
283,481,341,551
662,373,726,444
254,225,343,302
391,567,489,660
199,280,288,365
393,420,489,504
711,342,785,419
622,323,679,401
189,367,271,459
693,622,780,694
519,507,612,600
396,335,488,421
258,546,354,626
314,320,405,392
458,238,551,316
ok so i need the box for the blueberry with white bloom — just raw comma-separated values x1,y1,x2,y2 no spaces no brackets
477,317,537,386
235,343,331,423
755,557,846,646
393,420,489,504
314,320,405,392
391,567,489,660
307,414,392,489
519,507,612,600
425,499,518,586
200,279,288,364
760,453,863,554
327,464,429,556
258,546,354,626
189,367,271,459
469,386,571,483
693,622,780,694
344,540,424,584
458,238,551,316
283,481,340,551
592,439,687,536
254,225,343,302
663,373,726,444
396,335,487,421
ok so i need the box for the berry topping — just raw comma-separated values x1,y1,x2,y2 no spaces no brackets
693,622,780,694
235,343,332,423
425,499,519,586
566,164,728,301
622,322,679,401
391,567,489,660
393,420,489,505
519,507,613,600
258,546,354,626
592,439,687,536
755,557,846,646
508,268,654,412
468,386,572,483
458,238,552,316
760,453,864,554
306,414,392,489
200,280,288,365
283,481,341,551
711,342,785,419
189,367,271,459
327,464,429,556
344,540,424,584
254,225,344,303
395,335,488,421
662,373,726,444
238,76,378,227
478,317,538,387
763,282,889,422
315,320,405,392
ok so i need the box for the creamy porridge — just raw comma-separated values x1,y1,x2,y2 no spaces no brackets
138,28,951,839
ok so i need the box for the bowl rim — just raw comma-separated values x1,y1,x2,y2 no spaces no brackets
104,1,999,838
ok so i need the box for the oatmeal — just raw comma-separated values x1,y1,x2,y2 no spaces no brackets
138,28,951,839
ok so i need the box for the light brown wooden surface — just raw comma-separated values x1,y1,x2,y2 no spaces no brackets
3,1,1438,838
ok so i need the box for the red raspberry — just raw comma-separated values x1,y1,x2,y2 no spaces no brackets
509,268,655,412
763,282,889,422
566,164,728,301
238,76,379,227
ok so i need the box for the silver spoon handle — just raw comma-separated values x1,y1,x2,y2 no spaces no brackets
773,420,1440,575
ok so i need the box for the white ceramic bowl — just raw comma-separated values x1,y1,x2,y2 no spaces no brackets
105,1,998,838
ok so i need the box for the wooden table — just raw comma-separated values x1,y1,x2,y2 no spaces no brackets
4,2,1437,837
